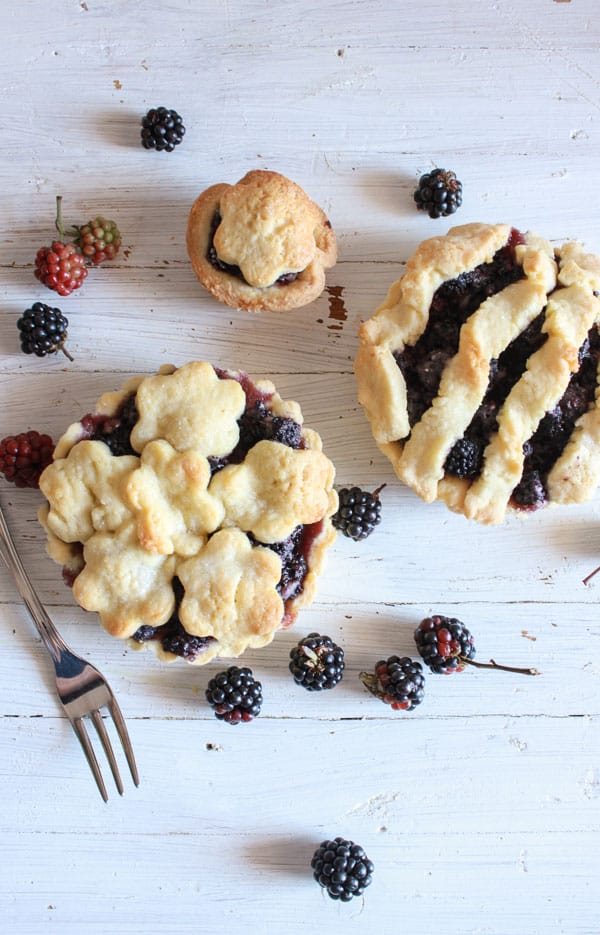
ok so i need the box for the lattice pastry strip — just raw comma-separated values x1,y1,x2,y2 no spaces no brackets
398,276,554,502
465,283,600,523
355,222,600,523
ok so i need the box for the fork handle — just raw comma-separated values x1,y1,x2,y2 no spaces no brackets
0,505,68,664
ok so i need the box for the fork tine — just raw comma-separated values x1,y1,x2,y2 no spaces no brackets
71,717,108,803
91,709,123,796
108,697,140,787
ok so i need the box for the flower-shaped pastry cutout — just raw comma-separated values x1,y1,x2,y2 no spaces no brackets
39,440,138,544
214,171,324,287
209,440,337,543
125,439,225,556
177,528,284,655
73,524,177,638
130,361,246,456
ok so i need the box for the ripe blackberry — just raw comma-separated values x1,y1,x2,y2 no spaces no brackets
0,430,54,488
76,217,121,265
205,666,262,724
332,486,383,541
444,437,483,478
17,302,73,360
289,632,345,691
414,168,463,219
34,241,87,296
414,615,476,673
311,837,374,901
141,107,186,151
161,622,213,662
360,656,425,710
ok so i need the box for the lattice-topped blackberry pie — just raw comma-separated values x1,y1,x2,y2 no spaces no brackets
187,170,337,312
38,361,338,662
355,223,600,524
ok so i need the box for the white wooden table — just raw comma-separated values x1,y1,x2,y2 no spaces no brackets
1,2,599,933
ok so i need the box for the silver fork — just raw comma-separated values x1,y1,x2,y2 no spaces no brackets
0,503,139,801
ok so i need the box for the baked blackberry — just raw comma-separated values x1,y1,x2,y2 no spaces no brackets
414,615,476,674
444,437,483,479
414,168,463,219
332,486,383,541
205,666,262,724
141,107,186,152
289,632,345,691
16,302,72,360
360,656,425,710
0,430,54,488
311,837,374,901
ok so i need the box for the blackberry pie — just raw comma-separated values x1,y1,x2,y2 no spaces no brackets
355,223,600,523
39,361,337,663
187,170,337,312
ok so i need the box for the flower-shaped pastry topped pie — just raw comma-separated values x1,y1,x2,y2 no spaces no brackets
39,361,338,663
187,170,337,311
355,223,600,524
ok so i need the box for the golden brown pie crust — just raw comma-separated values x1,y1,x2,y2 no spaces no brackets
355,223,600,523
187,170,337,312
39,362,338,663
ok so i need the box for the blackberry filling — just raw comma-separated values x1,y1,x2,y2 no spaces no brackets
444,312,547,478
80,394,139,457
512,324,600,510
395,230,526,425
251,521,322,603
209,398,304,475
207,211,300,286
131,578,215,661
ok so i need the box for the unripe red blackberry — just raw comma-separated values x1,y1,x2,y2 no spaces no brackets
0,430,54,488
76,217,121,265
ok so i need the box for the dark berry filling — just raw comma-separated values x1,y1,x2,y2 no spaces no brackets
444,312,547,478
80,394,139,457
395,230,526,425
207,211,300,286
209,396,304,475
131,578,215,661
511,324,600,510
252,519,323,604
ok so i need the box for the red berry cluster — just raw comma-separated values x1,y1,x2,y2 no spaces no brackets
34,241,88,297
0,431,54,488
33,197,121,297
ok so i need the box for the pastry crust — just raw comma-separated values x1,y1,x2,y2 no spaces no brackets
187,170,337,312
39,362,338,662
355,222,600,523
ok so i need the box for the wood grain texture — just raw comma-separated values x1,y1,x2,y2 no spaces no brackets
1,1,599,933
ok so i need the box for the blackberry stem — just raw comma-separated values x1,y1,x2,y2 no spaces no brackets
462,657,539,676
55,195,65,239
60,344,74,362
582,564,600,586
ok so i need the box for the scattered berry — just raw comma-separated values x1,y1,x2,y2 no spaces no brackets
311,837,374,901
141,107,186,151
414,168,463,219
17,302,73,360
289,633,345,691
360,656,425,710
0,430,54,488
34,241,87,297
205,666,262,724
332,485,383,541
75,217,121,265
414,615,475,674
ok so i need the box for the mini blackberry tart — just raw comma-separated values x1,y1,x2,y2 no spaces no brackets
355,223,600,523
186,170,337,312
38,361,338,663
